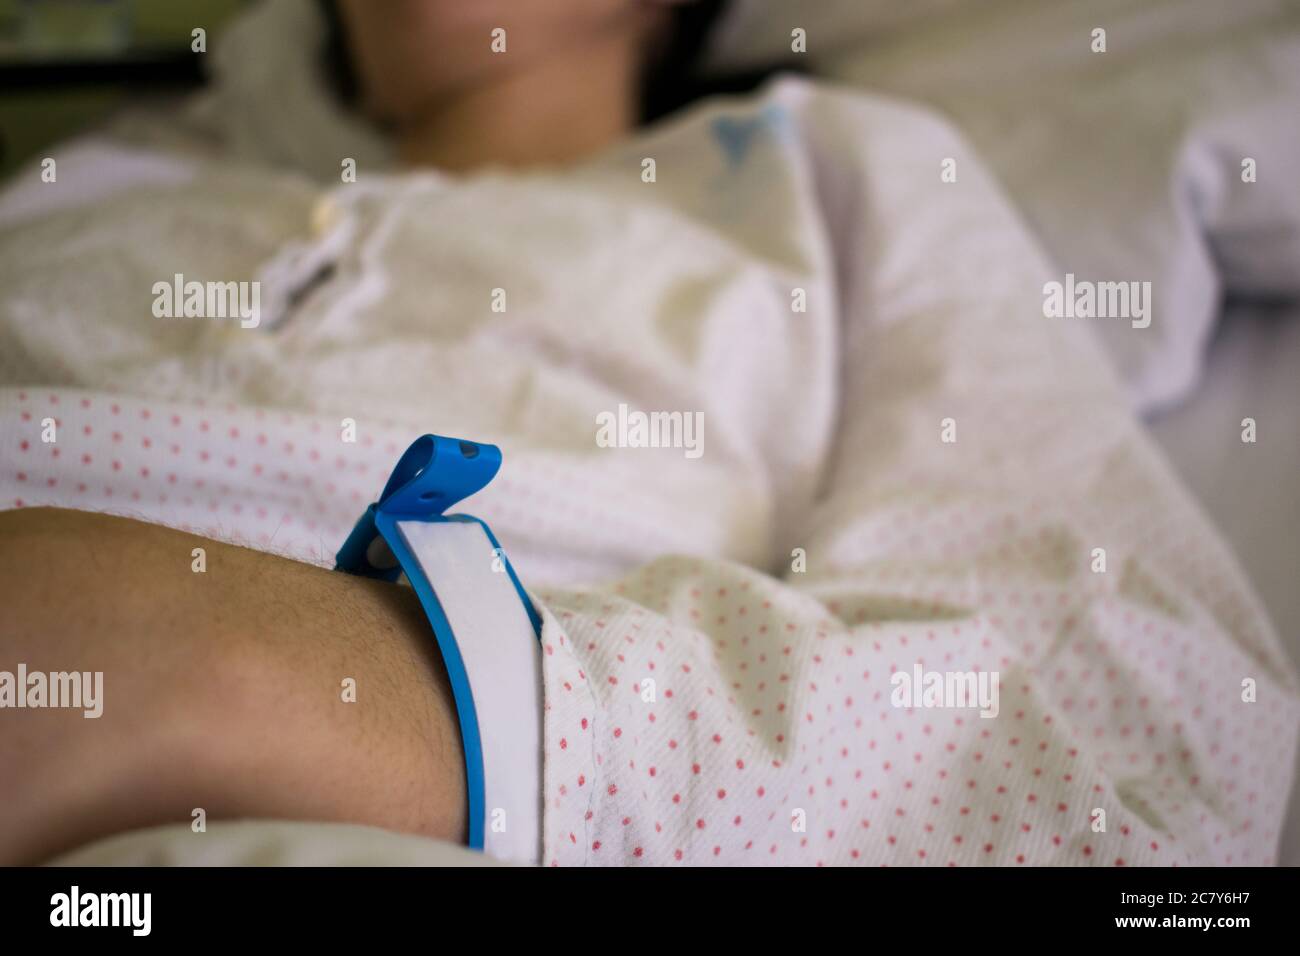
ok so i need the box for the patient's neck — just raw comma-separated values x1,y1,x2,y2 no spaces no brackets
396,32,642,173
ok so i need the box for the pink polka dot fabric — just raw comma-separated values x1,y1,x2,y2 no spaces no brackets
2,390,393,564
538,548,1296,865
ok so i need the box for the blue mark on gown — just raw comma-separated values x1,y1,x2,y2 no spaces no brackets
712,104,788,169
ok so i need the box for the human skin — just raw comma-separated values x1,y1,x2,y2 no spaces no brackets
336,0,672,170
0,507,465,865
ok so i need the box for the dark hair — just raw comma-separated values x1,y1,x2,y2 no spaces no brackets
641,1,811,123
317,0,802,125
318,0,359,105
638,0,727,123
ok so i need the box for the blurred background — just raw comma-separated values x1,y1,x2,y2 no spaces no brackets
0,0,241,177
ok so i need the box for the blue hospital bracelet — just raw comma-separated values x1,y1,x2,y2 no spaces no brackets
335,435,543,863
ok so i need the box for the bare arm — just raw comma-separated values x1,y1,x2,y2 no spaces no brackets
0,507,465,864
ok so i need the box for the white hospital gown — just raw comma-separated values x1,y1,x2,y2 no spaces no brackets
0,77,1295,865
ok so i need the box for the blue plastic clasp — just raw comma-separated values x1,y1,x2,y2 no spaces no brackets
335,434,502,578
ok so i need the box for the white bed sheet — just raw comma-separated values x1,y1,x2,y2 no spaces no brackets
1145,302,1300,863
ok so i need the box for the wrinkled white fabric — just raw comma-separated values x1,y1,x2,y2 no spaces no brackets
89,0,1300,413
819,0,1300,411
